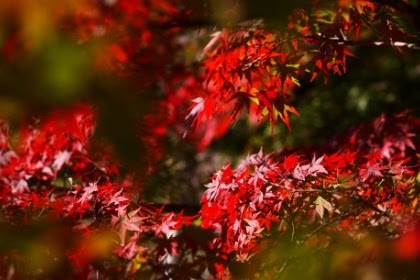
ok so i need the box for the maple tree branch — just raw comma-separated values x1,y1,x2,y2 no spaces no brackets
352,192,391,218
274,207,361,280
270,182,347,194
302,207,362,243
273,183,392,218
254,154,358,194
304,34,420,50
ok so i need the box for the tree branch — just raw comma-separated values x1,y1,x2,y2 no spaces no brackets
352,192,391,218
304,34,420,50
301,207,363,244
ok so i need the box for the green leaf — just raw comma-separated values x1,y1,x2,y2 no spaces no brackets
193,218,202,227
291,76,301,87
286,63,300,69
262,107,269,116
250,96,259,105
335,174,358,188
337,174,356,183
272,105,280,120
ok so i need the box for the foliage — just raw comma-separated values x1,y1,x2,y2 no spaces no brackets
1,0,420,279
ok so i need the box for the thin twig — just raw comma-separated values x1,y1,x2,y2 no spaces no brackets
274,258,291,280
302,207,361,243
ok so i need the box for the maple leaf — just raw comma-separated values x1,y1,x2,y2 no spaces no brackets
115,234,146,259
279,104,300,131
185,97,206,131
107,189,129,206
244,215,263,236
308,155,328,176
0,150,17,165
11,179,29,194
118,210,148,245
77,182,98,204
201,31,223,58
293,155,328,180
359,161,386,182
52,150,72,171
155,213,183,238
315,196,333,219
